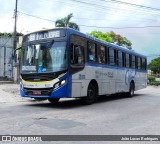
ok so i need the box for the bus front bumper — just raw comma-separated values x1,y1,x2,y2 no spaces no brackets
20,83,70,99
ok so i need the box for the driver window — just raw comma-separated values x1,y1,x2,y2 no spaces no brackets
70,35,86,65
71,44,84,64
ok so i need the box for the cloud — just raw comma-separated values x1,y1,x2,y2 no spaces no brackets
0,15,14,32
0,0,159,62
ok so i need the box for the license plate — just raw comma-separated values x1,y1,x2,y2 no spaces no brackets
33,91,41,95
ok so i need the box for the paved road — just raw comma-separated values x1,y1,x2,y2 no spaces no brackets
0,86,160,143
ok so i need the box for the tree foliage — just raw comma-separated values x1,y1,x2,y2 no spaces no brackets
88,30,132,50
88,31,113,43
0,32,23,37
148,57,160,74
55,13,80,31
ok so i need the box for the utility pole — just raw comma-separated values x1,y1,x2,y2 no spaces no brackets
13,0,18,58
3,46,6,77
12,0,18,81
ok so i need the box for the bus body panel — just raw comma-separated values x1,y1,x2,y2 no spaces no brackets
71,65,147,97
134,71,147,91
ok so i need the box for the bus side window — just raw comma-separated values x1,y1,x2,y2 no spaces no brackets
122,52,126,67
70,43,74,64
138,57,142,69
126,53,130,68
88,42,96,62
109,47,115,65
117,50,123,67
114,50,117,66
132,55,135,69
71,43,84,65
142,58,147,70
105,46,109,64
129,54,132,68
98,45,106,64
135,56,138,69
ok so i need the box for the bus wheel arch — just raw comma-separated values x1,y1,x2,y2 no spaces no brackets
83,79,99,105
89,79,99,95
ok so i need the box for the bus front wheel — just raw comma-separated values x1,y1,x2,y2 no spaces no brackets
83,84,96,105
48,98,60,104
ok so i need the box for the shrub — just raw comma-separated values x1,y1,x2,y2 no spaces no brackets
150,81,160,86
148,76,156,82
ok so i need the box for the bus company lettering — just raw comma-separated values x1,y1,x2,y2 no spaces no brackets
79,74,85,80
95,71,113,78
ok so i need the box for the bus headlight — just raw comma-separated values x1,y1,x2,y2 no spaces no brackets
61,80,66,85
53,79,67,90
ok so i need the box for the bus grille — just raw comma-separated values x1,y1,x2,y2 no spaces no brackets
23,88,53,96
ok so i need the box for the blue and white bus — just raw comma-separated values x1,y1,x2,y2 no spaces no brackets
20,28,147,104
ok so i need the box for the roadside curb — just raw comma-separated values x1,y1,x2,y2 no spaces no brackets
0,81,14,84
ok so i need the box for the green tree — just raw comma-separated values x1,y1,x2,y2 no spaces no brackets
88,30,132,50
148,57,160,74
55,13,80,31
107,31,132,49
88,30,113,43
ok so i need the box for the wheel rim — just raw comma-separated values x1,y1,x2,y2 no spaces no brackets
88,89,95,102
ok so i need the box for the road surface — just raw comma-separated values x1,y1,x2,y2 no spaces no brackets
0,85,160,143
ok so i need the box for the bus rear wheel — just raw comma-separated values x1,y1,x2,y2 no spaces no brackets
48,98,60,104
83,84,96,105
126,82,134,97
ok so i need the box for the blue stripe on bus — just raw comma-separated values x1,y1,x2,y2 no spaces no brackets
85,62,147,73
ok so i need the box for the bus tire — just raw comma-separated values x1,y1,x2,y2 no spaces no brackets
126,82,134,97
48,98,60,104
83,84,96,105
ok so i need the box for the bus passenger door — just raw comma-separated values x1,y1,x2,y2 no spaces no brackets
70,35,87,97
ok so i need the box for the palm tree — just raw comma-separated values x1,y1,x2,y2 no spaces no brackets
55,13,80,31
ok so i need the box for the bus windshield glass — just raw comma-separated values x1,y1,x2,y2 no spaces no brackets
21,41,67,73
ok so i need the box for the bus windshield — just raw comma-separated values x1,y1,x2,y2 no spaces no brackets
21,41,67,73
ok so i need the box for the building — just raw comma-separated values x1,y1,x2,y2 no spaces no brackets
0,34,22,80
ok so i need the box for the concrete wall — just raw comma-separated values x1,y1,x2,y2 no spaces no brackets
0,37,13,78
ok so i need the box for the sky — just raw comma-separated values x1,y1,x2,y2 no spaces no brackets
0,0,160,63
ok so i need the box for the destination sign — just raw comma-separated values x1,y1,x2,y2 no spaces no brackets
23,29,66,42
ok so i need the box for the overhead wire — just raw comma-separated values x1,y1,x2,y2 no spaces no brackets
18,11,160,29
102,0,160,12
19,0,159,22
16,0,160,31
